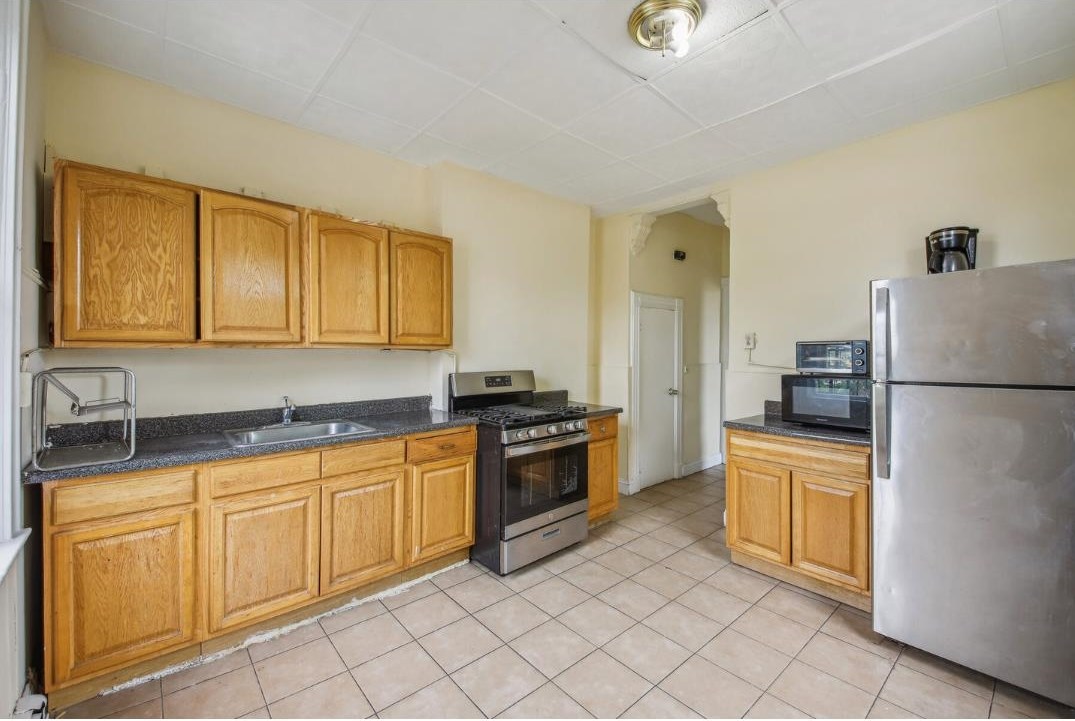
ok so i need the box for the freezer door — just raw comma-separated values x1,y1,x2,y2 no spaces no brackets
871,258,1075,386
872,383,1075,707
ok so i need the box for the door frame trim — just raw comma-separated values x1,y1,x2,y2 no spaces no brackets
629,291,684,493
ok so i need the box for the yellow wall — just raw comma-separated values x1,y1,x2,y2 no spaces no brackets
721,78,1075,419
630,213,725,469
37,53,593,416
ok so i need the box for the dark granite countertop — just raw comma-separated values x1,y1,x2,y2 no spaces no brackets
533,390,622,419
723,400,871,448
23,396,477,484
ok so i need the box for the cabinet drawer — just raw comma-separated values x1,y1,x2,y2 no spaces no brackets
407,429,476,463
322,440,405,477
210,452,321,497
50,468,197,526
587,416,618,442
727,431,869,481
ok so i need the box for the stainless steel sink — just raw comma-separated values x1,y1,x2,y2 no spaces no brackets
223,420,376,447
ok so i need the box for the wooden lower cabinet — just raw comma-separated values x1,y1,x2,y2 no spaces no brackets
792,472,869,590
407,455,475,564
49,509,196,686
726,459,791,565
588,438,618,521
725,429,871,604
43,431,477,695
209,485,320,634
321,469,405,594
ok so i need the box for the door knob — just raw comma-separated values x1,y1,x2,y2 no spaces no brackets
667,388,679,396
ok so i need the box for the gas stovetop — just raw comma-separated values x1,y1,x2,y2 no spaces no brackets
455,403,588,429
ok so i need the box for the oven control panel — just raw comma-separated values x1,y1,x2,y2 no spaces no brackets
484,375,514,388
503,419,588,444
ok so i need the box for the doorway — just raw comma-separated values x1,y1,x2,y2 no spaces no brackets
629,292,683,491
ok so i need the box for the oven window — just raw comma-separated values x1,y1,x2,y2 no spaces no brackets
799,344,851,371
793,378,858,417
503,441,588,527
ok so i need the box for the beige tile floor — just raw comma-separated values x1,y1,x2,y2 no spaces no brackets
62,467,1075,720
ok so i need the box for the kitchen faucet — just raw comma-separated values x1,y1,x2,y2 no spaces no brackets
281,396,296,425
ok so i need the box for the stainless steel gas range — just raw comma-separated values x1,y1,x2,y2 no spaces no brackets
448,370,590,574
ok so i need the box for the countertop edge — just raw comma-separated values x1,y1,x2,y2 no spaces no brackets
723,415,871,448
23,414,478,484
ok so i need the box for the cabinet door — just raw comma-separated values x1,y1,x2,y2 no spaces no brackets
50,510,196,686
321,469,404,594
390,232,452,346
792,472,869,590
201,191,302,342
59,165,196,343
726,458,791,564
588,437,619,521
407,455,474,565
209,485,319,633
308,214,389,345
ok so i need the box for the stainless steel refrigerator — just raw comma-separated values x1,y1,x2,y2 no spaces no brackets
870,258,1075,707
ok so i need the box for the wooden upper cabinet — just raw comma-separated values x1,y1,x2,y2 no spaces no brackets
726,458,791,565
57,164,197,343
792,472,870,591
49,510,196,686
200,191,302,343
308,214,389,345
390,231,452,347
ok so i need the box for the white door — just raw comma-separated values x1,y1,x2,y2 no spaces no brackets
636,301,681,488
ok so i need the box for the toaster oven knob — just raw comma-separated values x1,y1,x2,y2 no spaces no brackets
854,347,865,354
854,359,865,366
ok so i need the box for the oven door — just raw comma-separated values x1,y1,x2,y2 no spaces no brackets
502,432,589,539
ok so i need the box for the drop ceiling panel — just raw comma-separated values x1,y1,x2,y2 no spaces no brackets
319,36,471,128
783,0,999,76
560,161,663,203
361,0,553,83
494,132,617,183
829,11,1007,117
712,85,850,156
533,0,769,81
480,27,638,127
42,1,165,79
160,41,311,121
63,0,166,33
567,87,701,158
998,0,1075,63
163,0,351,89
299,0,371,26
297,95,416,154
653,16,822,127
632,129,746,181
1012,45,1075,91
394,134,491,170
424,90,556,158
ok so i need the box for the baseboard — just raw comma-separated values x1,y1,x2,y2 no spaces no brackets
681,453,724,475
618,477,637,496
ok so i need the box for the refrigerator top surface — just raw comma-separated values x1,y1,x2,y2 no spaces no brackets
871,258,1075,388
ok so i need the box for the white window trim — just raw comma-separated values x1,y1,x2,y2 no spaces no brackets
1,0,28,562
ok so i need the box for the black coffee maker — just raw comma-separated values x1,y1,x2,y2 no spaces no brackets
926,226,977,274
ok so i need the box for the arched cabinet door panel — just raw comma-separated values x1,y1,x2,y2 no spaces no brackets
390,231,452,347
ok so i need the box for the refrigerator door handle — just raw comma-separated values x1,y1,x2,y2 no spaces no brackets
874,286,890,381
874,382,890,479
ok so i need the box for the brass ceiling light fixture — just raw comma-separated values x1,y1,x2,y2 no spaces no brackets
628,0,703,59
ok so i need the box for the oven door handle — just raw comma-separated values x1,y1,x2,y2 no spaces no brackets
504,432,591,457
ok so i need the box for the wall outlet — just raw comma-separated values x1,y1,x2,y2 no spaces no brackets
744,332,757,350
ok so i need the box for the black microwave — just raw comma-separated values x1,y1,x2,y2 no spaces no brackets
782,375,871,431
796,340,869,375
